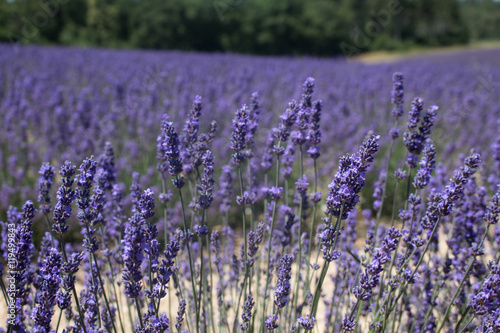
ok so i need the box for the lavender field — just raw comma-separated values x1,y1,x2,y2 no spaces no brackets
1,44,500,333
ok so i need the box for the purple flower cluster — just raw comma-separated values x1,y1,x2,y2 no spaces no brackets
230,105,250,164
353,227,402,301
37,163,55,215
122,213,148,298
274,254,294,308
421,153,481,229
326,135,381,219
32,248,62,333
52,162,76,235
2,59,500,333
391,72,404,119
158,121,184,188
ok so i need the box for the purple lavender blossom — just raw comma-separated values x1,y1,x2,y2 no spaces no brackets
261,132,276,171
278,101,299,143
98,142,116,191
326,135,380,219
281,142,296,179
219,164,233,214
421,153,481,230
159,121,184,188
122,213,147,298
11,201,36,332
130,171,142,212
413,142,436,189
197,150,215,210
157,237,180,300
307,100,322,159
342,313,357,332
175,299,187,330
183,95,202,146
240,294,254,331
391,72,404,119
37,162,55,215
274,254,294,308
265,314,279,330
403,97,425,168
139,188,156,221
246,92,260,150
76,157,100,253
353,227,401,301
230,105,250,164
470,261,500,317
58,251,84,312
32,248,62,333
52,161,76,234
297,315,316,331
181,95,203,174
373,169,387,212
247,221,265,260
419,105,438,141
394,168,407,181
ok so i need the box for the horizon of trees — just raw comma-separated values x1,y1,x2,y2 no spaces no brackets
0,0,499,56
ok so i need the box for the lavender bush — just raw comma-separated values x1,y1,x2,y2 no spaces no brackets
0,45,500,333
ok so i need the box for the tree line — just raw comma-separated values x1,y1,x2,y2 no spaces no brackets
0,0,499,56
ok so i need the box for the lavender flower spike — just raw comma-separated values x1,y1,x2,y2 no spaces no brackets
421,153,481,230
230,104,250,164
391,72,404,119
52,161,76,235
297,315,316,331
159,120,184,188
240,294,254,331
32,248,62,333
175,299,187,330
197,150,215,210
326,135,381,219
274,254,294,308
122,213,147,299
37,162,55,215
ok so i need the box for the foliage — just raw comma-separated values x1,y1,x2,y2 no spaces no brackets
0,0,483,55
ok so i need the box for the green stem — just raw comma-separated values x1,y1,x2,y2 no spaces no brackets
92,253,118,333
55,308,63,333
420,279,441,332
293,145,304,321
172,272,193,333
436,225,491,333
199,234,207,331
135,297,144,329
375,218,441,326
311,204,344,319
305,158,319,293
457,314,475,333
44,215,56,248
454,307,471,333
177,181,200,333
161,175,168,248
234,164,250,331
206,232,217,333
234,272,249,333
58,234,87,333
261,140,282,332
0,278,9,305
374,121,398,239
126,297,135,331
110,271,126,333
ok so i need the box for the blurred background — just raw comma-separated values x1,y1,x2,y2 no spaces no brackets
1,0,500,57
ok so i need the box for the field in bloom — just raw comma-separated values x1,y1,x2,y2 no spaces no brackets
0,44,500,333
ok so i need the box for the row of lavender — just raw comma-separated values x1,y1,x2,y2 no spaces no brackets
1,55,500,333
1,45,500,210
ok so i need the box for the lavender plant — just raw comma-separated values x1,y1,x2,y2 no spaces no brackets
1,62,500,333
